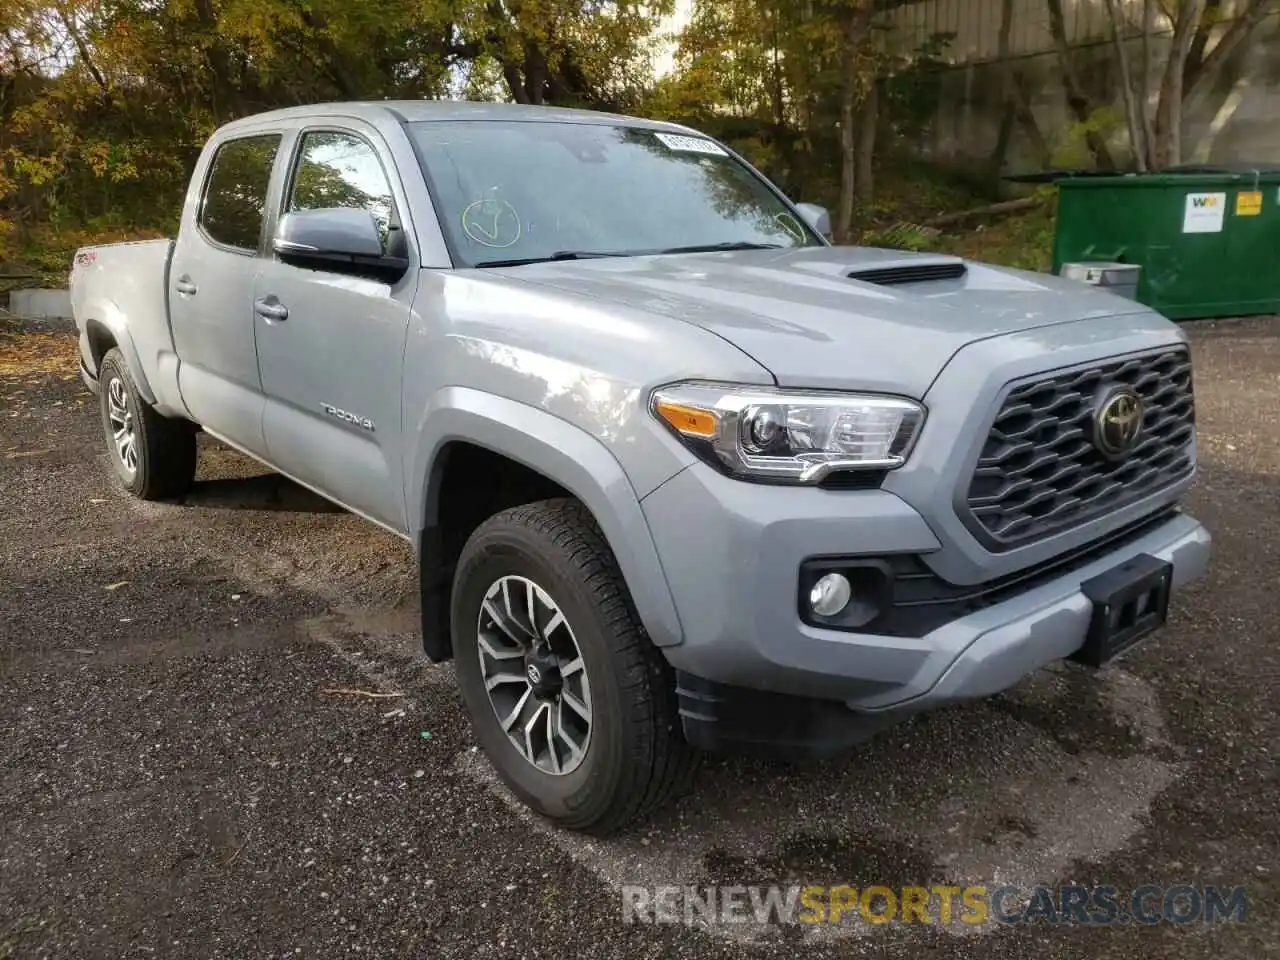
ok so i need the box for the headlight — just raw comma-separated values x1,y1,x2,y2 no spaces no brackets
650,381,925,484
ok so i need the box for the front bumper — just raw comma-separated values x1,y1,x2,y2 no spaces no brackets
641,463,1210,751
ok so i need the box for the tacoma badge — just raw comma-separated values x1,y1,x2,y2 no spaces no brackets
321,403,375,432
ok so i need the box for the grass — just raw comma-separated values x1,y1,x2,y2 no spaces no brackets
860,158,989,228
934,204,1057,273
853,158,1058,273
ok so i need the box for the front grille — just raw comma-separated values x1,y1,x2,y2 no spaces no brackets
962,348,1195,550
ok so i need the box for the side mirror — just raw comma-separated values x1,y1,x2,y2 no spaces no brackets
795,202,832,241
273,207,407,280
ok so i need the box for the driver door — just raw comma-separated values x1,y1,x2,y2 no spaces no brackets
253,125,418,532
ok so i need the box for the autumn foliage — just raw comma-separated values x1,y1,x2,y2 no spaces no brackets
0,0,678,274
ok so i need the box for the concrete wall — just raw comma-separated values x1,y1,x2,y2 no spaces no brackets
8,289,73,319
888,1,1280,178
885,0,1122,61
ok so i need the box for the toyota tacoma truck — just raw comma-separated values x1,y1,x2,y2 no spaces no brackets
70,102,1210,834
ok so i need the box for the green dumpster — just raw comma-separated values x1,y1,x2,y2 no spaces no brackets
1052,170,1280,320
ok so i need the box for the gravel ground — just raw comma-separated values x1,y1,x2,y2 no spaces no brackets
0,316,1276,958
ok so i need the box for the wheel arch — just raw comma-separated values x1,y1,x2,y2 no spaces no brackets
79,301,157,405
411,388,684,662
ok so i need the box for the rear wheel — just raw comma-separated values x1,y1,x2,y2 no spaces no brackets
98,348,196,500
451,498,699,834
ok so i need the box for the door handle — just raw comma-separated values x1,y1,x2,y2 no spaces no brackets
254,297,289,321
174,276,198,296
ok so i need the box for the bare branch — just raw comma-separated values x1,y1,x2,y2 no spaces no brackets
54,5,108,95
1185,0,1278,110
1104,0,1147,170
1045,0,1116,168
1140,0,1157,168
1151,0,1208,167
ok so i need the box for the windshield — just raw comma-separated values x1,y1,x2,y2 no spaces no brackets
407,120,820,267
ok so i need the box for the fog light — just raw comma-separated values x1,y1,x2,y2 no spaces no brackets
809,573,852,617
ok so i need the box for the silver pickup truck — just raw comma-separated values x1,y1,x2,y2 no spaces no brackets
71,101,1210,834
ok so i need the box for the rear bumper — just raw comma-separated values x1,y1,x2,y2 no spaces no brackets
641,464,1210,755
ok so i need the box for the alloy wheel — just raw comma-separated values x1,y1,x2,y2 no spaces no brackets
106,376,138,476
476,575,592,776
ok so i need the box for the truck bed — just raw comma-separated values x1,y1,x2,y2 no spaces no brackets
69,238,187,417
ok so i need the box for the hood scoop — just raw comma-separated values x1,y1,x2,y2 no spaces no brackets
847,258,967,286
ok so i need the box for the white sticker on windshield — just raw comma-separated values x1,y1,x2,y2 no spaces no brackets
654,133,728,156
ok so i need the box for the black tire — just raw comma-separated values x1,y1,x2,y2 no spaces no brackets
451,498,700,834
98,348,197,500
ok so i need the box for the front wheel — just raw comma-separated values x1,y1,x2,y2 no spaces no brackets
98,348,197,500
451,499,699,834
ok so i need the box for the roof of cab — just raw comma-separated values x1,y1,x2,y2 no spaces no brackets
216,100,694,134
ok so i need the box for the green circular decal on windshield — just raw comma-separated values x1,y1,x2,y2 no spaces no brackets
462,199,522,248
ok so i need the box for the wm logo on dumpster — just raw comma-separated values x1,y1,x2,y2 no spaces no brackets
1191,196,1219,208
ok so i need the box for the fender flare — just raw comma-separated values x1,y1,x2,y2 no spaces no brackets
80,298,158,406
409,387,685,656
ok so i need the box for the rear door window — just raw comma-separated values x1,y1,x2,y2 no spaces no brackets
199,134,282,251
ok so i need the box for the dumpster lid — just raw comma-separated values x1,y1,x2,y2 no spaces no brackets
1007,164,1280,185
1165,162,1280,174
1003,170,1124,184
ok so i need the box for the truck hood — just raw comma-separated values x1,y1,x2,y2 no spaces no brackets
498,247,1152,398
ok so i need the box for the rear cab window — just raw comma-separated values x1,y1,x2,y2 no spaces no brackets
199,134,282,251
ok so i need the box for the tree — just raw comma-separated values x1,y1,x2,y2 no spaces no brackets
1045,0,1117,169
835,0,878,241
1102,0,1278,169
649,0,883,233
1104,0,1148,170
1150,0,1207,168
457,0,672,109
0,0,672,250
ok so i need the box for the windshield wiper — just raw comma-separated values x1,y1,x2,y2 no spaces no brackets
476,242,783,268
658,241,784,254
475,250,632,268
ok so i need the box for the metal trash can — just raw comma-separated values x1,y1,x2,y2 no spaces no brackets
1051,169,1280,320
1060,261,1142,300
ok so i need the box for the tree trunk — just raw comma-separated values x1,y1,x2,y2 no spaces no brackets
928,197,1042,228
522,44,548,105
855,80,877,203
836,0,873,243
298,13,363,100
1045,0,1116,168
1013,72,1053,168
1104,0,1147,170
193,0,240,119
769,10,792,192
1151,0,1207,168
1139,0,1156,169
836,6,859,242
55,7,108,95
1184,0,1278,110
501,61,530,103
988,0,1017,186
1184,0,1224,87
837,73,856,243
